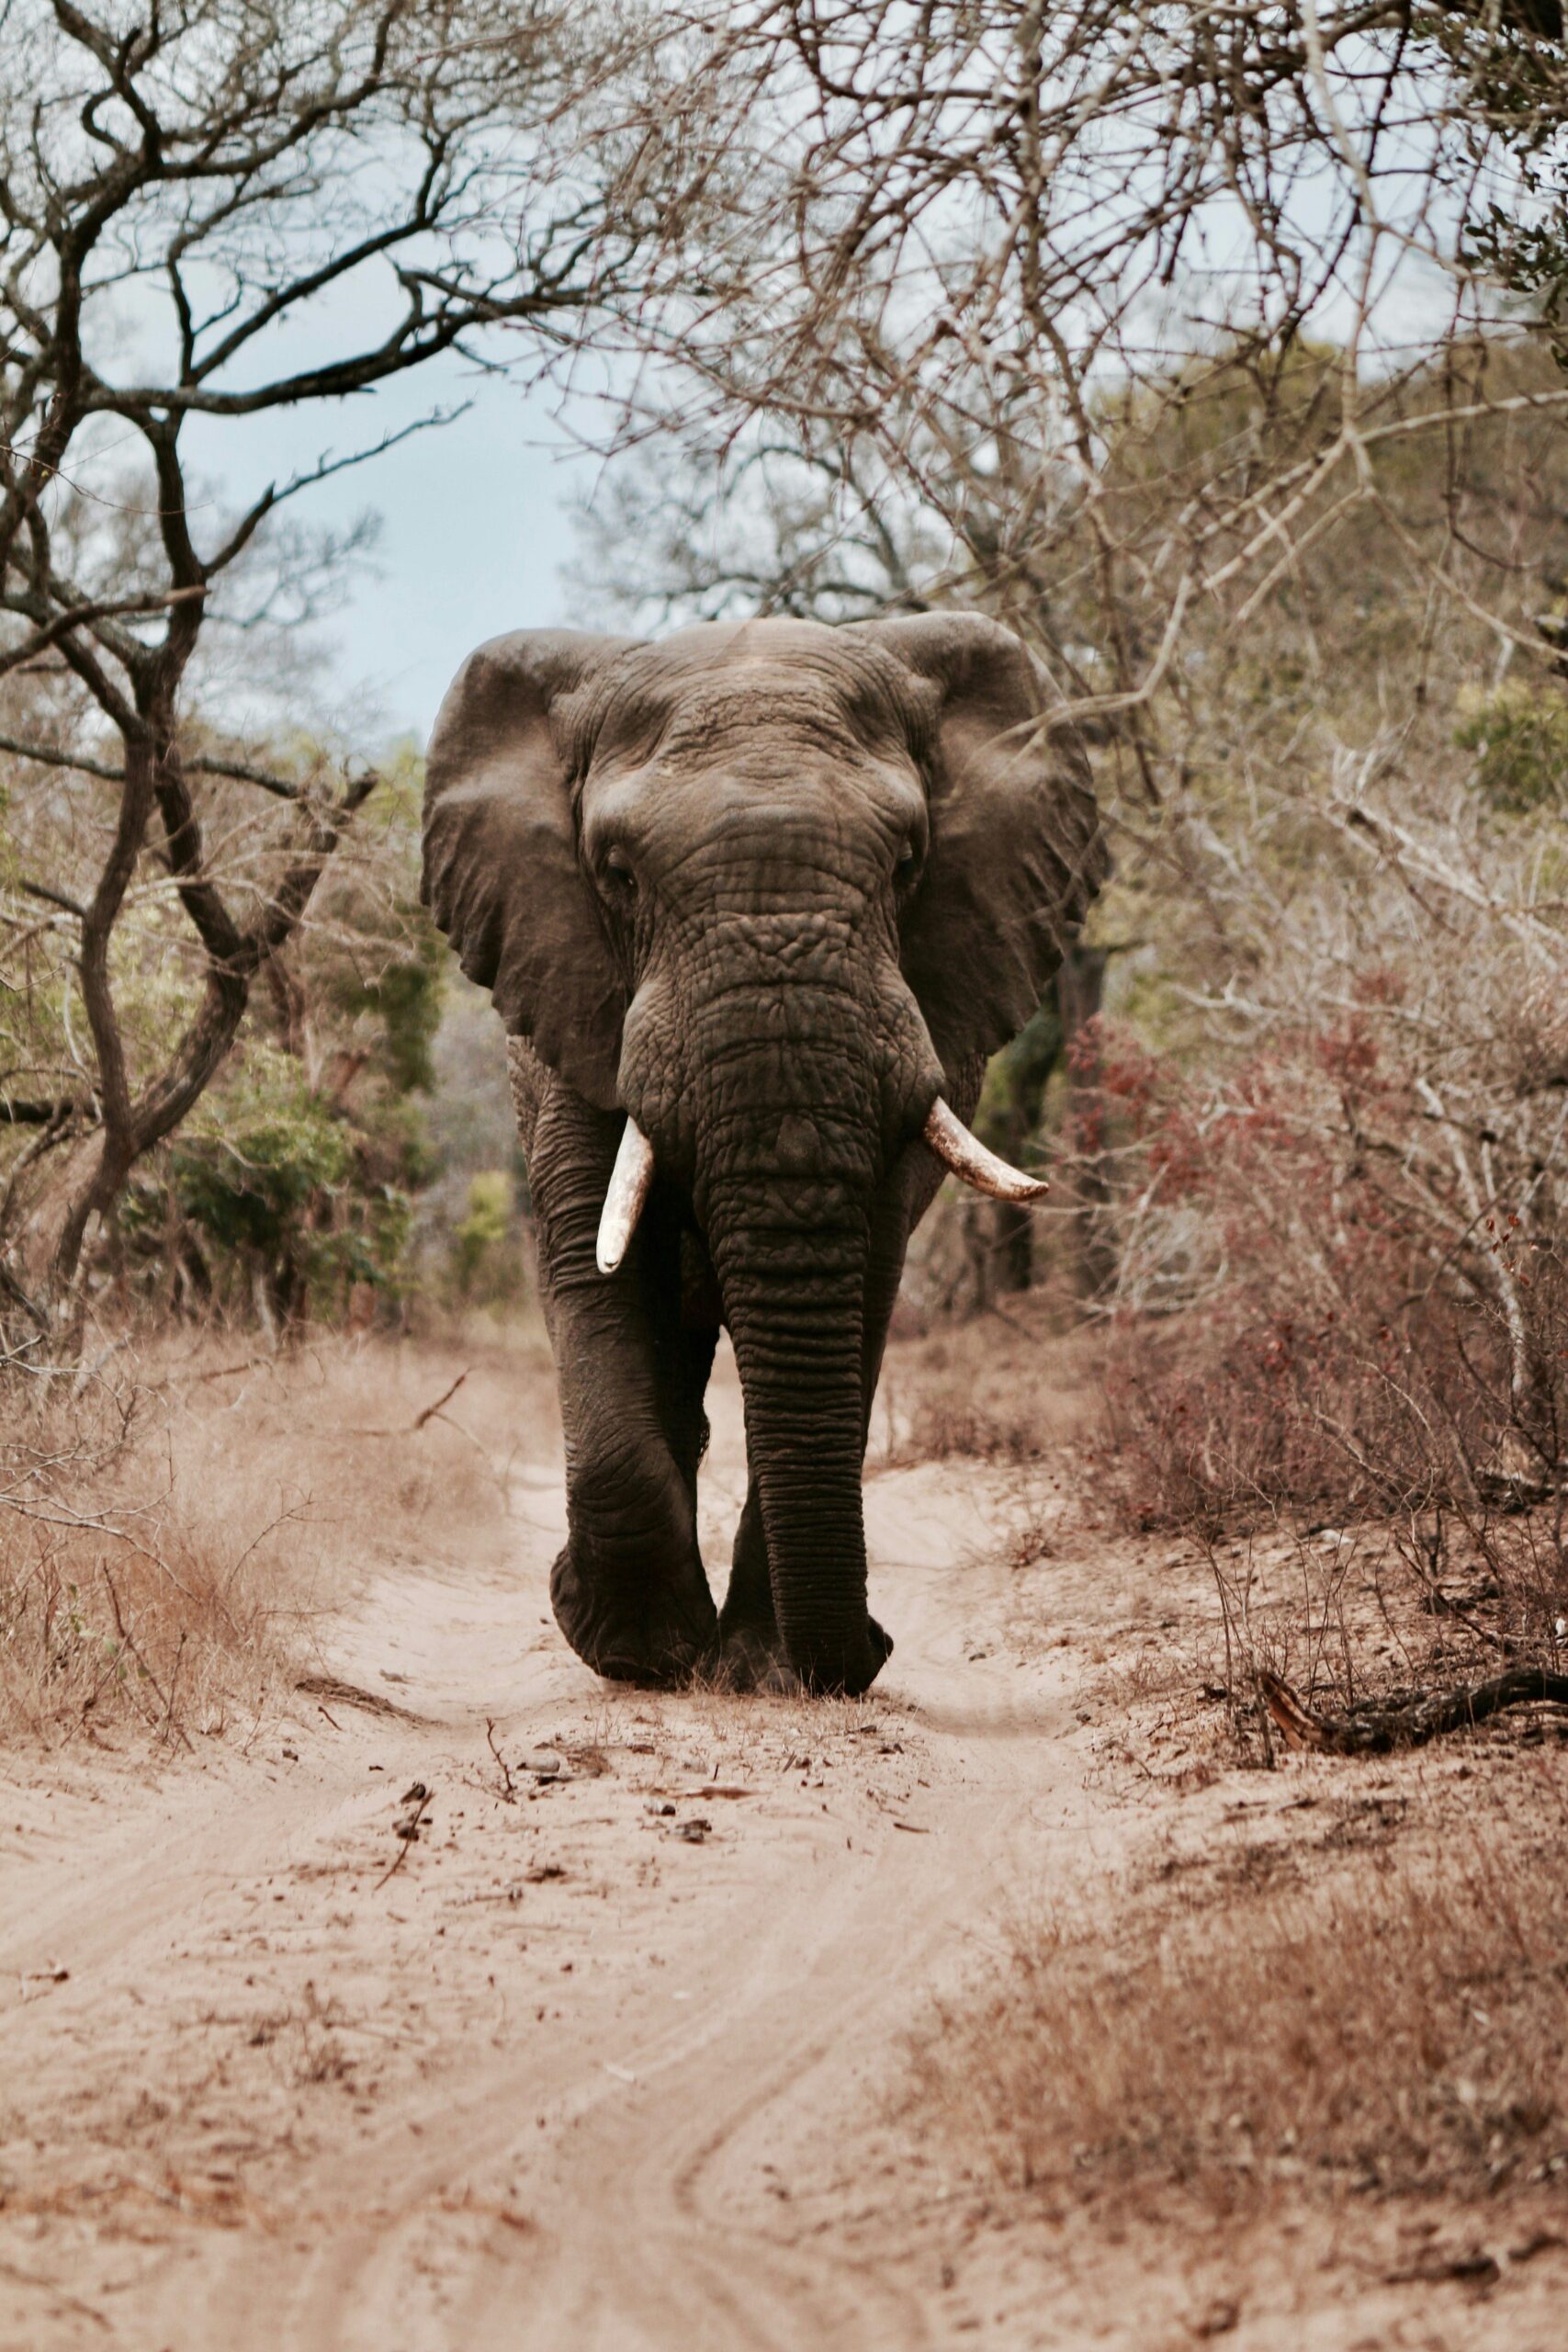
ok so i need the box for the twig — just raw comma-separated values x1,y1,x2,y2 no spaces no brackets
99,1564,195,1751
162,1630,188,1746
19,877,88,920
412,1370,469,1430
165,1355,276,1387
1260,1668,1568,1757
485,1716,516,1802
294,1672,419,1721
0,2257,109,2332
340,1369,477,1441
376,1783,433,1890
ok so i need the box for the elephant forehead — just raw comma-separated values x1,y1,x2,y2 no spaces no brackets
592,634,924,758
661,688,890,771
584,751,924,862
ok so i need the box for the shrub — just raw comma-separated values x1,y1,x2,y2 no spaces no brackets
122,1044,427,1329
1075,983,1568,1668
451,1169,516,1302
1455,681,1568,815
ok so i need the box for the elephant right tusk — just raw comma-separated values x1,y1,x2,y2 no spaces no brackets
923,1096,1050,1204
596,1115,657,1274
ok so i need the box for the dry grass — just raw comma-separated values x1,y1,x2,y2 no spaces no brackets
1168,1512,1568,1766
0,1322,558,1746
885,1309,1565,1742
911,1757,1568,2212
874,1312,1102,1470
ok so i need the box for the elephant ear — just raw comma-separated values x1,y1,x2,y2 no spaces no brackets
422,629,637,1111
851,613,1108,1082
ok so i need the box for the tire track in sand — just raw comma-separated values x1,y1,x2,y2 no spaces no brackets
1,1387,1096,2352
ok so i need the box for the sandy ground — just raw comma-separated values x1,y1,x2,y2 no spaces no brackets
2,1340,1564,2351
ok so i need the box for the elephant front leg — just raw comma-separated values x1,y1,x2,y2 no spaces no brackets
715,1487,788,1689
543,1215,721,1686
551,1368,718,1685
525,1065,720,1687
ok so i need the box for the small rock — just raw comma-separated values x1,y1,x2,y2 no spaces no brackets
1190,2300,1239,2339
673,1818,711,1843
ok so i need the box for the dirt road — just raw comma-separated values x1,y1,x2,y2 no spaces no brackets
4,1349,1564,2351
0,1351,1106,2351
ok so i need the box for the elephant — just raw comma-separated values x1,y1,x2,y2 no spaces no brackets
421,614,1106,1696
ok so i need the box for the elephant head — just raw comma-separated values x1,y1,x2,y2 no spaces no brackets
423,616,1105,1691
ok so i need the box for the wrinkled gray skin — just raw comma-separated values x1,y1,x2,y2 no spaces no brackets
423,616,1105,1695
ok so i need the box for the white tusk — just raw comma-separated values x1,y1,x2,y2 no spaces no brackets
596,1116,656,1274
923,1096,1050,1204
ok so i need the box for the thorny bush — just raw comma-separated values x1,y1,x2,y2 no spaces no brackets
1077,962,1568,1669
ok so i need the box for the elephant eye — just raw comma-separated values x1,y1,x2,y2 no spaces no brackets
603,846,637,897
895,837,920,881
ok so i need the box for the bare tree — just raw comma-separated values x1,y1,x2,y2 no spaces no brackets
562,3,1568,1329
0,0,637,1333
579,3,1568,741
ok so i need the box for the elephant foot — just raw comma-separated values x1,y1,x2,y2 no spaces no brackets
715,1487,892,1695
710,1611,894,1697
792,1612,894,1698
549,1545,718,1688
715,1512,790,1689
708,1623,799,1694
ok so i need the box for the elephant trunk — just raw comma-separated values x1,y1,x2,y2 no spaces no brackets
710,1210,878,1691
619,939,943,1693
694,979,931,1685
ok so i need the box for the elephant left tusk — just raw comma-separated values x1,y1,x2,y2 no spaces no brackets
923,1096,1050,1204
596,1115,657,1274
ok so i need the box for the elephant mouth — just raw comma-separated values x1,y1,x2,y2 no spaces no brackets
594,1097,1046,1275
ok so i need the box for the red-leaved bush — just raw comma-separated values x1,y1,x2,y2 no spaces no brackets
1079,990,1566,1623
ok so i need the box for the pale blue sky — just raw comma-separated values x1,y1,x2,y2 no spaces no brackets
186,359,598,743
92,209,613,747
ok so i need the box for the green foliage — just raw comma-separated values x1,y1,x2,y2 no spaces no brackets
333,912,445,1097
976,1001,1063,1153
1467,204,1568,348
110,739,449,1329
175,1046,354,1245
451,1169,514,1301
1450,14,1568,360
1455,680,1568,812
125,1020,432,1326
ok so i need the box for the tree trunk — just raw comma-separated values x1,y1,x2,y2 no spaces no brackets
1056,940,1113,1299
7,962,249,1320
1,759,374,1340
